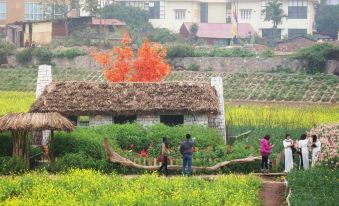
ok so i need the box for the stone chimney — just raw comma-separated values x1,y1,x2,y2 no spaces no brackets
210,77,227,144
33,65,52,145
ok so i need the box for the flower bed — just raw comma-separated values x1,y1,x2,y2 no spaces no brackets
308,123,339,167
0,169,262,206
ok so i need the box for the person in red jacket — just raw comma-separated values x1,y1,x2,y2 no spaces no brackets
260,135,275,173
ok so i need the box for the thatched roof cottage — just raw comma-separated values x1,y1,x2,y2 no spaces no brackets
30,81,223,131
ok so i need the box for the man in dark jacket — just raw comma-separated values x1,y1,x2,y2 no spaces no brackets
180,134,195,176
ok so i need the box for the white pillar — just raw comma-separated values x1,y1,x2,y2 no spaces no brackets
34,65,52,145
211,77,227,144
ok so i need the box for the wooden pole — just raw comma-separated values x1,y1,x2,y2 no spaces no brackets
12,131,30,168
49,130,55,163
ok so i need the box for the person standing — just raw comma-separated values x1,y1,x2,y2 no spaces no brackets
283,134,294,172
311,135,321,167
260,135,274,173
180,134,195,176
158,137,170,175
298,134,309,170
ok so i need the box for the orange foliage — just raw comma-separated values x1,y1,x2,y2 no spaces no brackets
92,35,170,82
130,40,170,82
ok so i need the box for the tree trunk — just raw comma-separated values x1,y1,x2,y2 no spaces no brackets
49,130,55,163
103,138,261,171
12,131,29,168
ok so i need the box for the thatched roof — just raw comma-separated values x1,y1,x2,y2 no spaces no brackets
30,81,219,116
0,112,75,132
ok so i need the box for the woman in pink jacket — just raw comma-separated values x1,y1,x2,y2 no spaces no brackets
260,135,274,173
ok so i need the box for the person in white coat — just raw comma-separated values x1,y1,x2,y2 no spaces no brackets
283,134,294,172
298,134,309,170
311,135,321,167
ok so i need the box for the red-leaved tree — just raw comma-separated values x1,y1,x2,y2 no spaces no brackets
92,35,170,82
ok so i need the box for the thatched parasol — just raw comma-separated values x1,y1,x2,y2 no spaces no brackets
0,112,75,167
0,112,75,132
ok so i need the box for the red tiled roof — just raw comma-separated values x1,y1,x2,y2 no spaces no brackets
91,17,126,26
182,22,256,39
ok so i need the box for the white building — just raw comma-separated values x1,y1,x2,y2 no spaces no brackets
112,0,319,39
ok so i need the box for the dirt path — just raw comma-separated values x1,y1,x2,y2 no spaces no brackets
260,180,286,206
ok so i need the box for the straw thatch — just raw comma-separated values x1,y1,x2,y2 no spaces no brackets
0,112,75,132
30,81,219,116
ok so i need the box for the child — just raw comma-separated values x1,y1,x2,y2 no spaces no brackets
260,135,274,173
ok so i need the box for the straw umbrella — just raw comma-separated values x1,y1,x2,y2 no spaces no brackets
0,112,75,168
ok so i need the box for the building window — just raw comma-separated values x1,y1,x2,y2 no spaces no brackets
226,2,232,23
288,0,308,19
240,9,252,20
113,115,137,124
261,0,269,19
214,39,229,46
25,1,43,20
149,1,160,19
325,0,339,5
0,1,6,20
200,3,208,23
160,115,184,126
174,9,186,20
262,28,282,39
78,116,90,127
288,29,307,37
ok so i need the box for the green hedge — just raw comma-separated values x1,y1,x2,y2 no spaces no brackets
53,48,86,59
166,44,255,58
0,156,28,175
16,48,34,64
286,168,338,206
294,43,339,74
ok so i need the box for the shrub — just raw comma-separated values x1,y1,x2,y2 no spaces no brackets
260,49,274,58
0,156,28,175
294,43,339,74
187,63,200,71
148,28,177,43
166,44,194,58
0,41,15,64
0,132,12,156
16,48,34,64
33,47,53,64
53,48,86,59
286,168,338,206
49,152,108,172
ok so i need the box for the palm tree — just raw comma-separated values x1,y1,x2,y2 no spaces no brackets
262,0,287,40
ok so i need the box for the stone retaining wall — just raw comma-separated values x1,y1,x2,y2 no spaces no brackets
169,56,303,72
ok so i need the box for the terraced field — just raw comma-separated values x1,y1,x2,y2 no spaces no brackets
0,68,338,103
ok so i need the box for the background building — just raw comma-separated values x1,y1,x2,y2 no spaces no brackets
114,0,318,39
0,0,66,26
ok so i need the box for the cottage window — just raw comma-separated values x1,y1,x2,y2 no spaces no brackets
68,116,78,126
79,116,90,127
114,115,137,124
0,1,7,20
288,0,308,19
240,9,252,20
175,9,186,20
160,115,184,126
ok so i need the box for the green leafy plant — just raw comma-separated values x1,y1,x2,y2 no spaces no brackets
294,43,339,74
260,49,274,58
33,47,53,65
53,48,86,59
16,48,34,64
187,63,200,71
0,156,28,175
0,41,15,64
